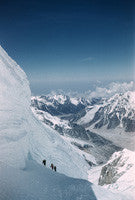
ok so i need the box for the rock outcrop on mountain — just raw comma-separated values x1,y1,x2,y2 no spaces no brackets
98,149,135,186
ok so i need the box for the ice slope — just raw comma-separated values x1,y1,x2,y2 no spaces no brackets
0,46,89,179
0,160,130,200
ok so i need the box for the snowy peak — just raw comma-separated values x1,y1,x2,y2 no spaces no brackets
49,94,68,104
108,91,135,115
46,91,89,106
31,95,87,116
80,91,135,132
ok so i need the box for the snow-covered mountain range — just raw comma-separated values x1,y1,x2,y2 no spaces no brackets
31,89,135,150
31,90,135,132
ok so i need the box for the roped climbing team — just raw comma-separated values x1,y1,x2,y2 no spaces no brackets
42,159,57,172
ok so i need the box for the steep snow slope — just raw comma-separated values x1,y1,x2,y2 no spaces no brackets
0,46,89,179
0,160,129,200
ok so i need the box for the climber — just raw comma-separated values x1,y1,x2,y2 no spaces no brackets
42,159,46,166
50,163,54,170
54,166,56,172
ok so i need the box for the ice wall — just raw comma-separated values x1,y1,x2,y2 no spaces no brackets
0,46,89,179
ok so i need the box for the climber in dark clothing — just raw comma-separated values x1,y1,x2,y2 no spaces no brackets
50,163,54,170
54,166,56,172
42,159,46,166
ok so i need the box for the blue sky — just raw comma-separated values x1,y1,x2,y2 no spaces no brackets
0,0,134,94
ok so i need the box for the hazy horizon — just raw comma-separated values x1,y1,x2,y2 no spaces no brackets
0,0,134,94
30,79,134,96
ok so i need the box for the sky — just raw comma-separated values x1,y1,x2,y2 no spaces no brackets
0,0,134,94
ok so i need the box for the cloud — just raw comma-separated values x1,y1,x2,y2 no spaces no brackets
85,81,135,99
81,57,94,62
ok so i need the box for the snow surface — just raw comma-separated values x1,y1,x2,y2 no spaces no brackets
0,159,129,200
